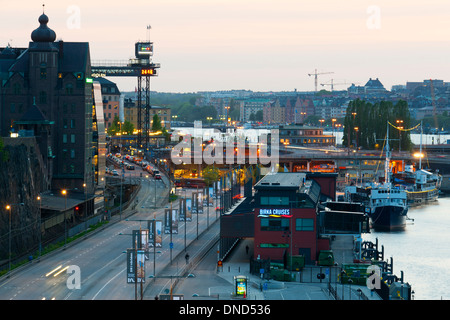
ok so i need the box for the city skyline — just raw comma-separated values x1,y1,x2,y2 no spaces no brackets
2,1,450,93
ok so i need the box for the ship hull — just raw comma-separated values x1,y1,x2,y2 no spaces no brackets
370,205,407,231
406,188,439,207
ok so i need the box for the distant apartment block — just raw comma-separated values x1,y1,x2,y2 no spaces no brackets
96,77,121,129
123,98,171,131
238,98,271,122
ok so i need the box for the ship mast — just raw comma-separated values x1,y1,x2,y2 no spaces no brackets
419,120,423,170
385,121,391,185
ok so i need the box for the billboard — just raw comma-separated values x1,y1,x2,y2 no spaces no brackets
135,42,153,58
148,220,162,247
126,249,145,283
164,209,179,234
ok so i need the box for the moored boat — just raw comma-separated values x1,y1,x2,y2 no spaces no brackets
344,122,408,230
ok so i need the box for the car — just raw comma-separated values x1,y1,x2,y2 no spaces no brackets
112,169,119,176
126,164,135,170
154,174,161,180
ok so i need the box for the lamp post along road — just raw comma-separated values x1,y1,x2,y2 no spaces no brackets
62,189,67,249
6,205,11,276
37,196,42,260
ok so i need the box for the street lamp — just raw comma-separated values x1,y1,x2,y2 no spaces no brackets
62,189,67,248
37,196,42,260
6,204,11,276
83,183,88,235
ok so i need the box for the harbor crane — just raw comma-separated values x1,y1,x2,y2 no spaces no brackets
320,79,356,91
308,69,333,92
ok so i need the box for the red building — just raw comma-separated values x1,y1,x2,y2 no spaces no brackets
252,173,331,263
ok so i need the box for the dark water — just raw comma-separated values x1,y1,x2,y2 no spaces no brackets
363,197,450,300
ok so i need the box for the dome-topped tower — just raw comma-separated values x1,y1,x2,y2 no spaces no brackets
31,8,56,42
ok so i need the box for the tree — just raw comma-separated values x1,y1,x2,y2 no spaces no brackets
0,137,8,162
343,99,412,151
202,165,221,187
152,114,162,132
255,110,263,121
122,120,134,135
107,115,121,136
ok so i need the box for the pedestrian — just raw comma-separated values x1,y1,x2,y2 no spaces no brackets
245,245,249,255
185,253,190,264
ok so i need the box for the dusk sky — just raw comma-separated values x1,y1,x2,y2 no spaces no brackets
2,1,450,93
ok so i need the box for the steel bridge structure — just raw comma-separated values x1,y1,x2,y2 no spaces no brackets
91,42,160,151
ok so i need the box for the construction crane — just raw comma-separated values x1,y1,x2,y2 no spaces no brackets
308,69,333,92
429,79,440,144
320,79,356,92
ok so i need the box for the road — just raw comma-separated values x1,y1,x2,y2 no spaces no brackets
0,162,220,300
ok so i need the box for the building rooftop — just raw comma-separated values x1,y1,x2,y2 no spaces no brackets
254,172,306,190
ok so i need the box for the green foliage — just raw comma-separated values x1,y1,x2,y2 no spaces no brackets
152,114,162,132
343,99,412,151
107,115,134,136
0,137,8,162
202,165,221,186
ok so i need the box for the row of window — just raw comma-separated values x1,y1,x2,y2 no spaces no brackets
259,196,316,208
281,138,334,144
10,103,80,116
63,119,76,129
260,218,314,232
62,149,76,159
62,134,76,144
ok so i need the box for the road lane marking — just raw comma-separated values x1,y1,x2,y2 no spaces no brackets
91,268,125,300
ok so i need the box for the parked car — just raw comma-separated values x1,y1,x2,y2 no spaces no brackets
112,169,119,176
154,174,162,180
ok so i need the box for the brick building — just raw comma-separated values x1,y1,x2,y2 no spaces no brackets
0,12,96,193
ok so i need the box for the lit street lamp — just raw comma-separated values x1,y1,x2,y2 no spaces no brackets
37,196,42,260
6,204,11,276
62,189,67,249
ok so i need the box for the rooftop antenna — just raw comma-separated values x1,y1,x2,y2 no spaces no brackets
42,3,45,13
146,25,151,42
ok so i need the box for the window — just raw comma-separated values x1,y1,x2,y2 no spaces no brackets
260,243,289,248
70,149,75,158
70,119,75,129
260,196,289,206
40,68,47,79
71,134,75,143
39,91,47,104
66,83,73,94
63,134,67,143
261,217,290,231
63,119,68,129
13,83,21,95
10,103,15,113
296,218,314,231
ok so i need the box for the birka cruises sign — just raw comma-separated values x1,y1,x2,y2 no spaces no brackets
258,208,291,217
